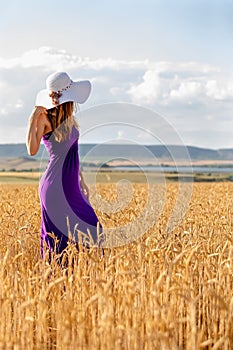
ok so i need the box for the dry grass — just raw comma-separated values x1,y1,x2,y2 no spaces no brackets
0,182,233,349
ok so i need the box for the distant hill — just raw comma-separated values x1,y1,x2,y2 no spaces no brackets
0,143,232,171
78,144,233,162
0,144,47,160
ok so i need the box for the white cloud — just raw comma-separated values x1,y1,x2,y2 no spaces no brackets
0,47,220,75
169,81,202,102
0,46,233,147
127,70,161,105
205,80,233,100
0,47,147,72
0,47,78,70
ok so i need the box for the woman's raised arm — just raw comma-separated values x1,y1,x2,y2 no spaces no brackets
26,106,47,156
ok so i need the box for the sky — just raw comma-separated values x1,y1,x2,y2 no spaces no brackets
0,0,233,148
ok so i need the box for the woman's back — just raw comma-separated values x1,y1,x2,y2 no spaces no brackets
27,71,102,258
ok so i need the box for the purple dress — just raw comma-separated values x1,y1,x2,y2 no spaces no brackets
39,125,103,257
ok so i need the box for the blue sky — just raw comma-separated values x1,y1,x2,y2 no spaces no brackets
0,0,233,148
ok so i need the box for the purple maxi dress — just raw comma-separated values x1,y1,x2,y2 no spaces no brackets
38,125,103,258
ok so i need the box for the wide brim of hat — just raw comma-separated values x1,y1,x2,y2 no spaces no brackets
36,80,91,109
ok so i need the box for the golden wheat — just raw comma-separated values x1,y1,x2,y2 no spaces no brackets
0,182,232,349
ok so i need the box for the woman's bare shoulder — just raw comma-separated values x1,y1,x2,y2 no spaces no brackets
39,112,53,134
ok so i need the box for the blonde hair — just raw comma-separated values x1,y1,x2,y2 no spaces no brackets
47,102,79,142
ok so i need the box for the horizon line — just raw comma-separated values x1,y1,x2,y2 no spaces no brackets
0,142,232,151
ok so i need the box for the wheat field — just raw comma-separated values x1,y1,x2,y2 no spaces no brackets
0,182,233,349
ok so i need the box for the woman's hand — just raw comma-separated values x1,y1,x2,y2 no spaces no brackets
81,181,90,200
79,171,90,200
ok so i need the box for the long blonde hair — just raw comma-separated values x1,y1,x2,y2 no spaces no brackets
47,102,79,142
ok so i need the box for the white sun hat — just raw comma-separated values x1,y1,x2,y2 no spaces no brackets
36,71,91,109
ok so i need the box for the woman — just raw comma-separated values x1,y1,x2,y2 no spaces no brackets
26,71,103,259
